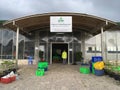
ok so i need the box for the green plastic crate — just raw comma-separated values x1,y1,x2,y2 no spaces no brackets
38,62,48,68
36,69,44,76
80,67,90,74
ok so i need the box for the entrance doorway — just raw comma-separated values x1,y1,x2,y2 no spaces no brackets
51,43,69,64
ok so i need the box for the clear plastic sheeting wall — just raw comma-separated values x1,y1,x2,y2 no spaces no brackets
106,31,117,61
0,28,35,59
1,28,120,62
95,34,102,57
1,29,13,59
85,30,120,62
39,30,48,61
85,33,103,61
73,31,81,63
117,31,120,61
106,31,117,60
24,34,35,59
85,33,96,61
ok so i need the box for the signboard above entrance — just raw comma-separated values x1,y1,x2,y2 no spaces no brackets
50,16,72,32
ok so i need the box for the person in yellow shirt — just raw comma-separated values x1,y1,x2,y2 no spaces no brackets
62,50,67,64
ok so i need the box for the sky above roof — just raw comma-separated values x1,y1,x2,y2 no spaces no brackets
0,0,120,22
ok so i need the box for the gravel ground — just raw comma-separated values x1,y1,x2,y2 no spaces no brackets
0,64,120,90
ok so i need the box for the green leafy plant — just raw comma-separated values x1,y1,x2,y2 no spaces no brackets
73,51,83,65
76,51,83,62
1,60,15,70
39,51,44,61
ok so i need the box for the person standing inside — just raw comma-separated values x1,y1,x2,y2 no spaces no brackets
62,50,67,64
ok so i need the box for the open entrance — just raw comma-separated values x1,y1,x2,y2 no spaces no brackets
52,43,68,64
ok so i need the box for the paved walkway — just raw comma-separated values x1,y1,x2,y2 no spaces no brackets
0,64,120,90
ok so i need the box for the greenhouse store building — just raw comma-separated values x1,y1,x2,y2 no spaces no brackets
0,12,120,66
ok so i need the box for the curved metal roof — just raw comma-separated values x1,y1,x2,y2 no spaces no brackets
3,12,117,35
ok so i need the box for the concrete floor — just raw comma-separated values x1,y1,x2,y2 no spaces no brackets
0,64,120,90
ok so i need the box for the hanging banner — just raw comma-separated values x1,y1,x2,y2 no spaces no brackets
50,16,72,32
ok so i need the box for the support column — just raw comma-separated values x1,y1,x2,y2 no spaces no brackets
50,43,52,64
15,27,19,68
116,31,118,65
101,27,104,60
72,33,74,64
81,32,86,62
68,43,70,64
105,31,108,62
95,36,97,56
34,31,39,63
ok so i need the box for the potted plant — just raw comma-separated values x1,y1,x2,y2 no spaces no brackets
73,51,83,65
39,51,44,62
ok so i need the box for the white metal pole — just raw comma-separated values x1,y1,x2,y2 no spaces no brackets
72,33,74,64
83,40,86,62
16,27,19,68
81,32,86,62
95,36,97,56
101,27,104,60
34,31,39,63
46,31,48,62
50,43,52,64
116,31,118,65
68,43,70,64
105,31,108,62
12,31,14,59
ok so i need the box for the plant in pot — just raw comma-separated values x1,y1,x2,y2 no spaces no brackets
73,51,83,65
53,55,61,63
39,51,44,62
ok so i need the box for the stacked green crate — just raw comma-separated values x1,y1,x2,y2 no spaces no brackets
36,62,48,76
38,62,48,71
38,62,48,68
79,67,90,74
36,69,44,76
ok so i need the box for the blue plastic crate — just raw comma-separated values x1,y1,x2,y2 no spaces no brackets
95,69,104,76
92,56,102,63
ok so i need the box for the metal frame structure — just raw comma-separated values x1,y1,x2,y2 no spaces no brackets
3,12,118,67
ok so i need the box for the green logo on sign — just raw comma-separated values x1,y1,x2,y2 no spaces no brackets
58,17,64,22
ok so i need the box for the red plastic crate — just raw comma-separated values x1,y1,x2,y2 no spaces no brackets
1,77,11,84
10,76,16,81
